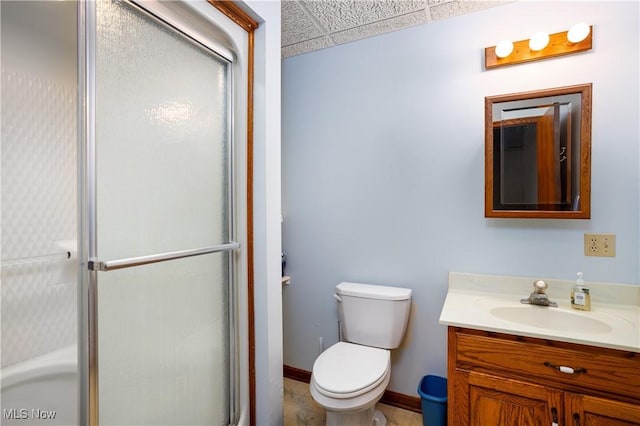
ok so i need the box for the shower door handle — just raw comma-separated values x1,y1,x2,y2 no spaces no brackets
88,242,240,272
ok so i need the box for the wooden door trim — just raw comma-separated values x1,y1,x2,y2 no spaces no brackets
207,2,258,425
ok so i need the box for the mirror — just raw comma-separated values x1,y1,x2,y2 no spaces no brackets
485,84,592,218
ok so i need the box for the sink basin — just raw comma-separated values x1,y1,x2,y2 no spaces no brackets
490,306,612,333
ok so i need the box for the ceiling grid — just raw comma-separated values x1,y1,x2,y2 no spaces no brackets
282,0,511,58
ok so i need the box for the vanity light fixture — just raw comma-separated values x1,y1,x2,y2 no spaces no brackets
485,24,593,69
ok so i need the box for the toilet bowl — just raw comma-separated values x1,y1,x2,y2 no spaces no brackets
309,282,412,426
310,342,390,425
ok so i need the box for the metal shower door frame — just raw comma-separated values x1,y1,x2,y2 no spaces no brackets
77,1,240,424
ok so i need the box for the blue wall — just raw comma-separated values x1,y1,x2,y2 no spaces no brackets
282,1,639,396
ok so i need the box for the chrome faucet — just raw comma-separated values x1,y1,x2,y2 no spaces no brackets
521,280,558,307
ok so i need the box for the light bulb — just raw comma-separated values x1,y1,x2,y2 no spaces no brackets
495,40,514,58
568,23,590,43
529,32,550,51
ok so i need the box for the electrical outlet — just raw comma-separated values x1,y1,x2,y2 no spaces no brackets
584,233,616,257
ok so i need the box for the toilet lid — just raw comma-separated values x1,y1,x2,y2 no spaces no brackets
312,342,390,397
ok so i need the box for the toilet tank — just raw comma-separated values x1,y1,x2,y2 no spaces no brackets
336,282,412,349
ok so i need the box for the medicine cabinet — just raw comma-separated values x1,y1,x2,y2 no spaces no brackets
485,84,592,219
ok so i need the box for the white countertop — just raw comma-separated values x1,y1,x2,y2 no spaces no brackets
439,272,640,353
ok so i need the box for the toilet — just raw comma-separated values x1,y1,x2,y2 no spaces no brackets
310,282,412,426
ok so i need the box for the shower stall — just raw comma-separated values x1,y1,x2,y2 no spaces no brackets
1,1,248,424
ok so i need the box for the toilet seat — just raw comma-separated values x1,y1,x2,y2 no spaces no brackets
312,342,390,399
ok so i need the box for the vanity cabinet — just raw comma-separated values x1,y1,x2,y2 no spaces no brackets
448,327,640,426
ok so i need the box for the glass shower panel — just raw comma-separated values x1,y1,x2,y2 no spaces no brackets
95,0,230,261
97,254,230,425
92,1,233,424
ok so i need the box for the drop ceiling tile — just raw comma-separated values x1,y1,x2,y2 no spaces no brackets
282,1,326,46
430,0,507,20
302,0,428,32
282,36,336,58
281,0,513,57
332,10,431,45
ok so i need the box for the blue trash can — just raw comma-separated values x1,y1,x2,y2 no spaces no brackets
417,375,447,426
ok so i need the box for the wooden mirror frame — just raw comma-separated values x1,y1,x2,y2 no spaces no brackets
485,83,592,219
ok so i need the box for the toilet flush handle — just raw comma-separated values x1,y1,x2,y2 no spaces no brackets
333,294,342,302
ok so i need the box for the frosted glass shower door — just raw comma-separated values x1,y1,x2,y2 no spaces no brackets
87,1,237,425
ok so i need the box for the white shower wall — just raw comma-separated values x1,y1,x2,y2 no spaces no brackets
1,1,78,367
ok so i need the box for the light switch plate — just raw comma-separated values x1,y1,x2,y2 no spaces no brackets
584,233,616,257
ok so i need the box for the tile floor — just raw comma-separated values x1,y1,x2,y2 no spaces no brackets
283,377,424,426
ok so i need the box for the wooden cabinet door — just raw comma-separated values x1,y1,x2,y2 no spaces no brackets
469,372,563,426
565,393,640,426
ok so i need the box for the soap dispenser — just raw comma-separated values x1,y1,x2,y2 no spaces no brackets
571,272,591,311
